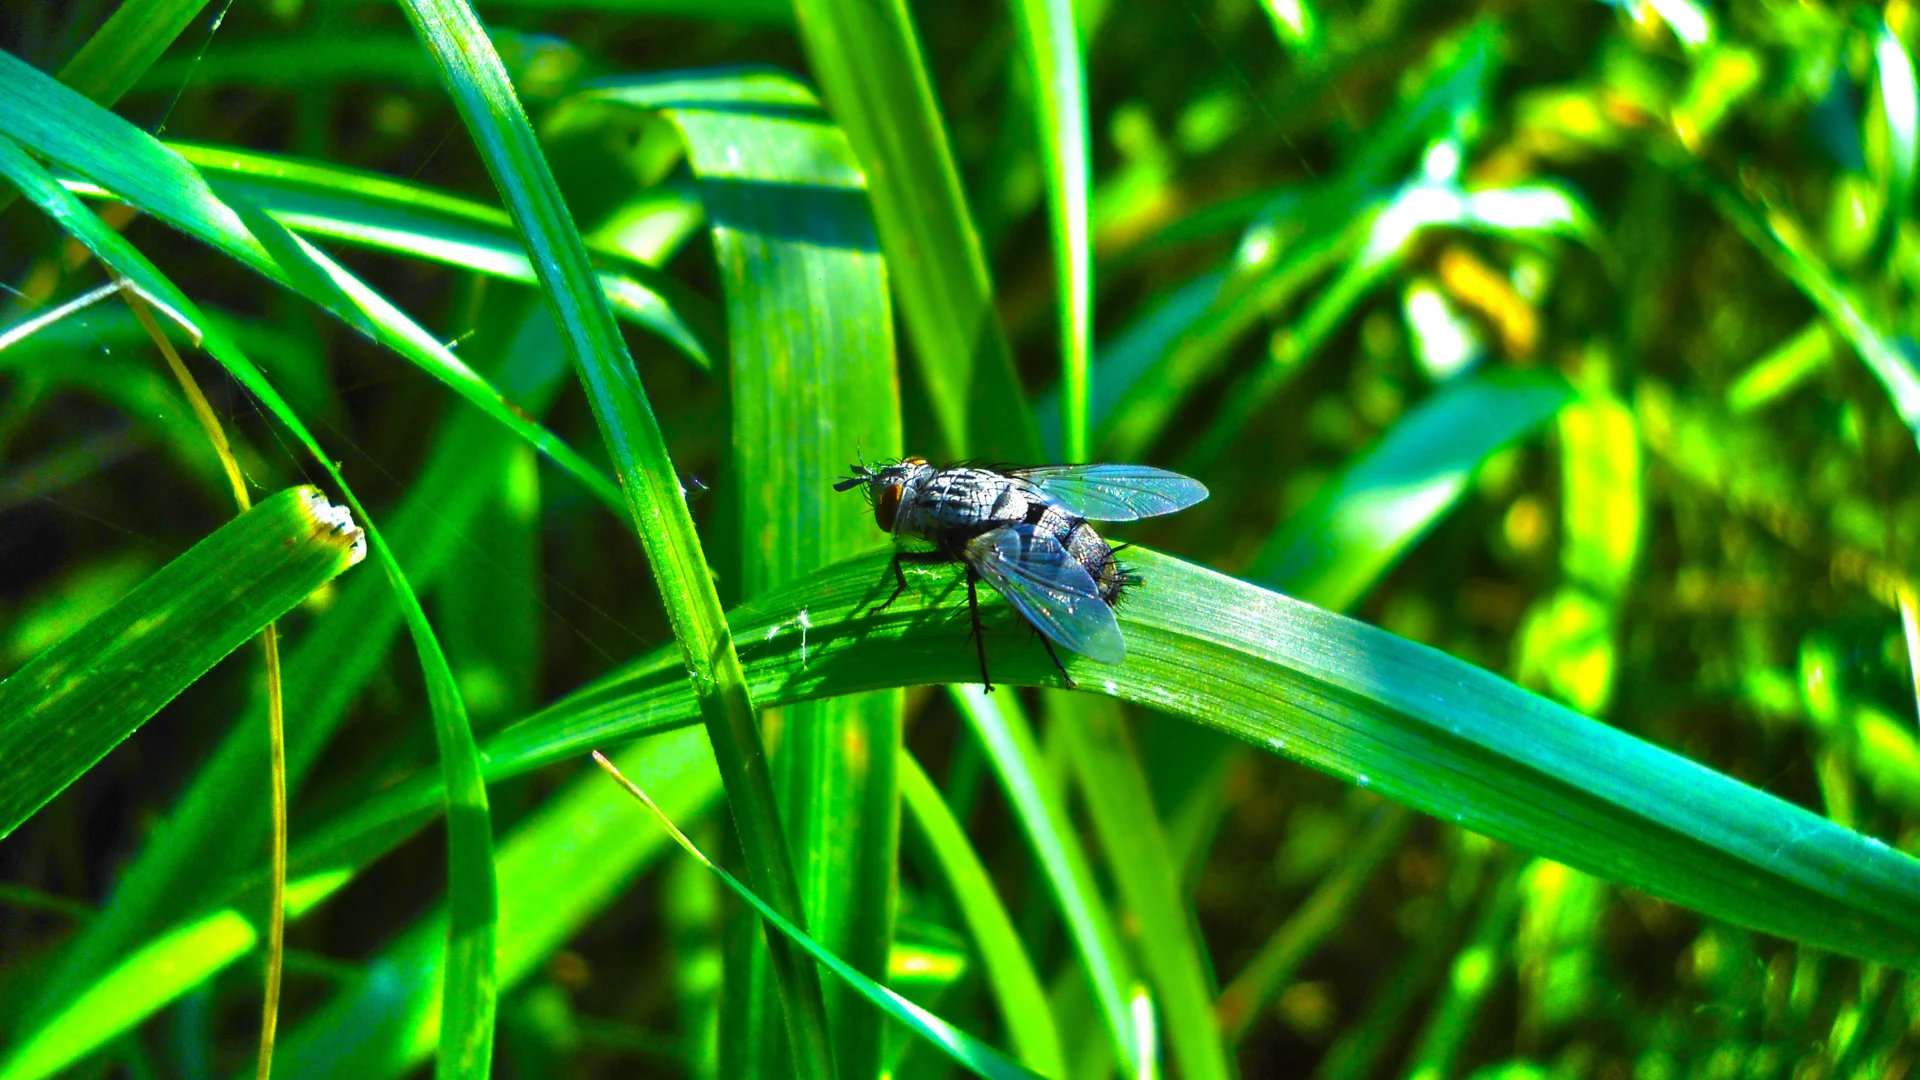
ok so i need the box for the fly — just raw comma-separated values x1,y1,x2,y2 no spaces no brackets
834,458,1208,691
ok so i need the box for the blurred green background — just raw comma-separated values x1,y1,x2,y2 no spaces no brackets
6,0,1920,1077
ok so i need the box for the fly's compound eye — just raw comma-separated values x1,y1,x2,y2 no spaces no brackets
874,482,903,532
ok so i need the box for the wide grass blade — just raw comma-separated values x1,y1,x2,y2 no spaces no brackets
574,66,904,1077
463,547,1920,972
390,7,833,1075
0,485,363,839
793,0,1040,460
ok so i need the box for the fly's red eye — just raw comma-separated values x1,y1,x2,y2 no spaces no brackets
875,483,902,532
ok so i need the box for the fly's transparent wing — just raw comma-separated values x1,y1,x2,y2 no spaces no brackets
965,524,1126,664
1009,464,1209,521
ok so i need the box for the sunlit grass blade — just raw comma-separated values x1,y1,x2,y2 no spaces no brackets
1247,369,1571,606
950,686,1142,1075
135,143,718,367
0,125,499,1080
592,751,1049,1080
1054,697,1230,1080
900,751,1066,1078
0,871,353,1080
0,484,362,840
1009,0,1093,461
0,50,624,516
391,8,832,1075
462,547,1920,971
793,0,1040,460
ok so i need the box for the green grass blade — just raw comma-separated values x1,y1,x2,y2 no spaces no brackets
1009,0,1093,461
793,0,1040,460
0,485,363,840
580,66,903,1078
900,751,1066,1078
0,124,499,1080
949,687,1142,1075
55,0,208,105
0,50,624,517
593,752,1049,1080
389,10,833,1076
16,306,572,1032
466,547,1920,971
1247,369,1572,606
0,872,352,1080
148,143,718,368
1054,698,1230,1080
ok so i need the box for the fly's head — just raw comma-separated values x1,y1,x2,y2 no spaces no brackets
833,456,932,533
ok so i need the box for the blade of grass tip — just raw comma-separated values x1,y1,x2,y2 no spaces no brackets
1009,0,1093,461
1053,696,1230,1080
0,51,625,519
112,282,290,1080
793,0,1041,461
0,128,499,1080
390,6,832,1075
576,67,903,1079
950,686,1143,1076
591,752,1049,1080
0,484,362,840
18,305,571,1039
900,751,1067,1078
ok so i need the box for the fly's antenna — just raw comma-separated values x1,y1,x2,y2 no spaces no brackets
833,450,876,492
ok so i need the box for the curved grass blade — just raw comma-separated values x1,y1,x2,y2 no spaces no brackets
0,128,499,1080
593,752,1049,1080
465,547,1920,972
55,0,208,105
148,143,718,367
0,50,625,517
575,66,903,1078
390,8,832,1075
15,306,573,1034
793,0,1040,460
1009,0,1093,461
0,485,363,840
900,751,1066,1078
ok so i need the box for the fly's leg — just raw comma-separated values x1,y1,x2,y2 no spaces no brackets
1036,634,1077,690
966,566,994,693
873,550,948,613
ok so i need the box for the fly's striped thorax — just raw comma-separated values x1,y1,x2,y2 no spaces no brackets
896,468,1036,541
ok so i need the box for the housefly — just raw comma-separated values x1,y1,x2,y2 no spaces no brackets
834,459,1208,690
